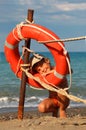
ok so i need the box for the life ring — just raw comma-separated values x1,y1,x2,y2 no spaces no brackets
4,23,69,89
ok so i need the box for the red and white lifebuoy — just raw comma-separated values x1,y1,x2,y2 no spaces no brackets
4,23,69,89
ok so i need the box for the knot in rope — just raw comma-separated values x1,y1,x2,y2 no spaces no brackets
22,46,34,54
25,18,34,24
22,46,43,60
16,22,27,40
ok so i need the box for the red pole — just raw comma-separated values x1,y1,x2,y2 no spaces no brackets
18,9,34,119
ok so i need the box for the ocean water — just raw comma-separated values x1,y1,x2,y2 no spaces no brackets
0,51,86,110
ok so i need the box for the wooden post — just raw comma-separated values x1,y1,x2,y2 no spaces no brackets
18,9,34,119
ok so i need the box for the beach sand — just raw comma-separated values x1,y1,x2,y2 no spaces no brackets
0,107,86,130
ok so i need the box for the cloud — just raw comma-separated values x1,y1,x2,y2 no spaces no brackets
18,0,86,11
55,2,86,11
16,0,86,25
0,0,86,52
0,0,86,25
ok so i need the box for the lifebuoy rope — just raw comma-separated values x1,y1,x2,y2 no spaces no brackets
15,47,47,76
12,22,86,104
38,36,86,43
17,46,72,91
13,21,86,43
21,67,86,104
25,19,34,24
13,22,72,90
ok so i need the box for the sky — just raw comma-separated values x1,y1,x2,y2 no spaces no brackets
0,0,86,52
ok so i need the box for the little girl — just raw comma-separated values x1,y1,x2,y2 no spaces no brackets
30,54,70,118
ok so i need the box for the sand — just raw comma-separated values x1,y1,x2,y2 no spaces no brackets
0,107,86,130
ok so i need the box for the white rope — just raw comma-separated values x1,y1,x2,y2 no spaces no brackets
22,45,72,90
16,22,27,40
22,46,43,59
13,28,20,41
16,45,72,91
25,19,34,24
13,21,86,43
15,53,23,76
15,46,43,76
65,56,72,90
12,22,72,90
21,67,86,104
38,36,86,43
11,22,86,104
13,20,35,41
22,46,34,54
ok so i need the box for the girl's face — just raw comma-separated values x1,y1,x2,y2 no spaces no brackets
36,62,51,75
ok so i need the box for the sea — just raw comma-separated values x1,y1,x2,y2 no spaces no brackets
0,51,86,112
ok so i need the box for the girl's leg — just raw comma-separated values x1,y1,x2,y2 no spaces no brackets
38,98,59,117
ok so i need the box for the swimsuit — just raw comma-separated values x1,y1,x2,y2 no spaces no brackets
51,98,58,107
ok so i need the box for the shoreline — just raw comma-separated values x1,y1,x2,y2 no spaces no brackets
0,106,86,120
0,107,86,130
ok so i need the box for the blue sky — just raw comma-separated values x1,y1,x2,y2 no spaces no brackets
0,0,86,52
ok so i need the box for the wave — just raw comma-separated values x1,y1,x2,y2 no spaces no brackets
0,96,44,109
0,95,86,109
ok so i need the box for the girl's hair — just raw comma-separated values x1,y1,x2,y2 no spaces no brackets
30,56,50,74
